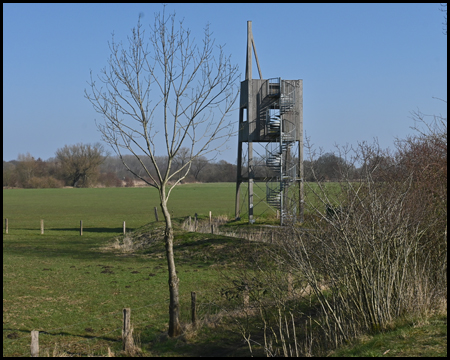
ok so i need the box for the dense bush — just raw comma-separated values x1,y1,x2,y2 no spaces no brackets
26,176,64,189
97,171,123,187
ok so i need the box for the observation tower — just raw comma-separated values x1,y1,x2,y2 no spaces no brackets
235,21,304,225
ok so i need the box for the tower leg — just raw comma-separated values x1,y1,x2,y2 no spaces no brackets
248,142,254,224
298,140,304,224
235,141,243,220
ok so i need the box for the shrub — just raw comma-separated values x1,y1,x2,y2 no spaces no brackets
26,176,64,188
124,176,135,187
97,171,123,187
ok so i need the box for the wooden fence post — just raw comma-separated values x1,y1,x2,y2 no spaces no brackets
40,220,44,235
154,207,159,222
31,330,39,357
5,218,8,234
80,220,83,236
209,211,212,225
211,225,214,234
191,291,197,325
122,308,133,352
123,221,126,235
194,213,198,232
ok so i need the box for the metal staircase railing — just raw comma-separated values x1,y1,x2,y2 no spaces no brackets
266,182,283,208
259,79,297,222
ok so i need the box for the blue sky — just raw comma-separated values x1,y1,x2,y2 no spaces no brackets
3,3,447,163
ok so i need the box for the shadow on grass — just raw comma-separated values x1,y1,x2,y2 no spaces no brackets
3,233,137,261
4,327,120,342
174,237,236,249
4,327,122,357
138,324,250,357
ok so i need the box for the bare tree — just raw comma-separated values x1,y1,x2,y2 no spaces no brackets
55,143,106,187
313,152,348,181
173,147,191,182
85,9,239,337
3,161,17,187
15,153,37,187
191,155,209,181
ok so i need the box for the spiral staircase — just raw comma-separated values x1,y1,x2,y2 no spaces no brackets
261,79,297,223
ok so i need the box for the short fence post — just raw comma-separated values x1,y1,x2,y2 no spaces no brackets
5,218,8,234
191,291,197,325
209,211,212,225
80,220,83,236
123,221,126,235
40,220,44,235
122,308,133,352
194,213,198,232
154,207,159,222
31,330,39,357
211,225,214,234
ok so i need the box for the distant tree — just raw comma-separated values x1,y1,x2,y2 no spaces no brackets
3,161,17,187
85,9,239,336
217,160,236,182
314,152,347,181
34,158,48,178
201,160,236,182
353,143,396,182
303,159,314,182
173,148,191,182
15,153,37,187
100,156,125,176
191,156,209,181
55,143,107,187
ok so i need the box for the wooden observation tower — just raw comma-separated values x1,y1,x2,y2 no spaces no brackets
235,21,304,225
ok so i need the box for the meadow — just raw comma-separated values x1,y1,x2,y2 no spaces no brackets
3,184,446,357
2,183,277,356
3,184,237,232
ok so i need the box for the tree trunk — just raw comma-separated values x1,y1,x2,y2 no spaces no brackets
160,187,181,337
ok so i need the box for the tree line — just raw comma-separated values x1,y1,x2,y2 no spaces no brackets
4,143,412,189
2,144,239,188
4,145,389,189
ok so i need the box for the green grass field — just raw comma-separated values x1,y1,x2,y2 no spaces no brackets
3,184,237,232
3,184,246,356
3,184,446,357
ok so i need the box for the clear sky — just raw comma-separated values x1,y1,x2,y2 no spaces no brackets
3,3,447,163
